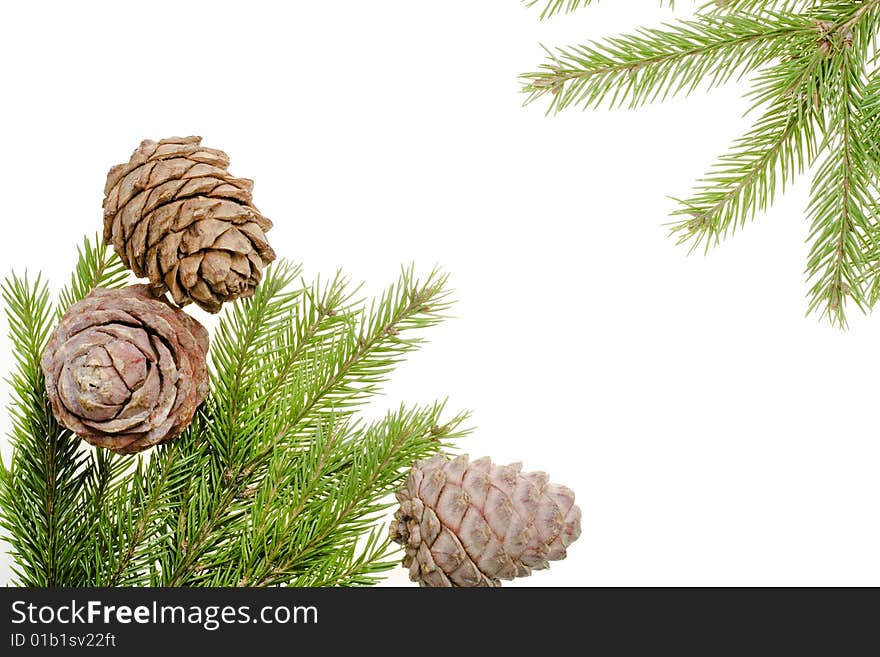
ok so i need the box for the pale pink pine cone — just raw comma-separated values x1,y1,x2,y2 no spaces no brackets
390,454,582,587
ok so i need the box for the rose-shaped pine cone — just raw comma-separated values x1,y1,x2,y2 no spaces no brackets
390,454,581,587
41,285,210,454
103,136,276,313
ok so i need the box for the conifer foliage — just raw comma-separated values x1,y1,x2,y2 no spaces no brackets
0,236,469,586
523,1,880,326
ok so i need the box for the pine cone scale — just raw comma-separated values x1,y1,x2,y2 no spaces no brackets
104,136,276,313
104,338,147,389
391,454,582,587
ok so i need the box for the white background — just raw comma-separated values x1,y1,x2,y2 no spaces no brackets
1,1,878,587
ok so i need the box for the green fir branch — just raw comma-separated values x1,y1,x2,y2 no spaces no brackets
0,272,73,586
806,47,877,325
707,1,812,14
667,43,826,249
232,403,470,587
0,238,130,585
521,0,880,326
1,236,467,586
523,13,814,111
860,71,880,303
155,265,457,587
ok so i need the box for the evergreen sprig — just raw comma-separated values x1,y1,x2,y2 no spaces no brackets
0,236,130,585
0,236,469,586
522,0,880,326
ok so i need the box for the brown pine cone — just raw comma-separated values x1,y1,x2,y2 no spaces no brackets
390,454,582,587
41,285,210,454
103,136,276,313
